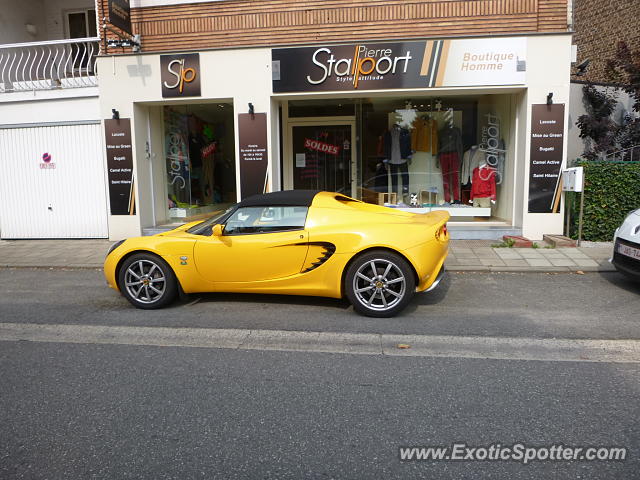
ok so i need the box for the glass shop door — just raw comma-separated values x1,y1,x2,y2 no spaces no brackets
289,123,356,197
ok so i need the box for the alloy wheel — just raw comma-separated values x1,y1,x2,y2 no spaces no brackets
352,258,406,312
124,259,166,304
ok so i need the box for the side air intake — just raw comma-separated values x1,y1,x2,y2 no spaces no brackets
303,242,336,273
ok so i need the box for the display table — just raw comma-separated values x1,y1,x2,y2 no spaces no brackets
392,206,492,217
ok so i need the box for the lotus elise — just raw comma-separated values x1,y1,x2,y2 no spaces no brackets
104,190,449,317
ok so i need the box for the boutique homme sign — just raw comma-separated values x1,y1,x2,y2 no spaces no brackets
528,104,565,214
272,37,526,93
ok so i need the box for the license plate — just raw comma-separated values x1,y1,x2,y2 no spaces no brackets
617,242,640,260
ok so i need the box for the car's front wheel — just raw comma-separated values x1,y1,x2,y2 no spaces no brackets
345,250,416,317
118,253,178,309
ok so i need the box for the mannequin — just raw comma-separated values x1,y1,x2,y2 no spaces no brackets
383,124,412,197
469,161,496,208
461,145,481,185
437,110,463,203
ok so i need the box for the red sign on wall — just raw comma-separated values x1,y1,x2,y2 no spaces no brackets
304,138,341,155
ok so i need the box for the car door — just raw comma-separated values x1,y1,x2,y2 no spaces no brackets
193,205,310,283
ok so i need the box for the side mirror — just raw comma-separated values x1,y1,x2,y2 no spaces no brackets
212,224,224,236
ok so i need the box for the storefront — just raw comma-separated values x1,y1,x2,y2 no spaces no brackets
97,33,571,240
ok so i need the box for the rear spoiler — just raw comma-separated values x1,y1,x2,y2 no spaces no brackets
411,210,450,227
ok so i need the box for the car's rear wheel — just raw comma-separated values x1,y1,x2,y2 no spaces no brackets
118,253,178,309
345,250,416,317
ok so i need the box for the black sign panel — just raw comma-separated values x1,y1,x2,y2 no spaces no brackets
161,54,201,98
108,0,132,35
273,41,428,93
238,113,268,199
105,118,135,215
528,104,565,213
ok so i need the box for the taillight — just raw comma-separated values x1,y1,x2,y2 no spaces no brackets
435,223,448,240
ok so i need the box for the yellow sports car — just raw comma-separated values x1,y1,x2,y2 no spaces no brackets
104,191,449,317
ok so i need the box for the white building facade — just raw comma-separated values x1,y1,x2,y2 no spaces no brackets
97,33,572,241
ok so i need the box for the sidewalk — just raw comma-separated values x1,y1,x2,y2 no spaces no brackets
0,238,615,272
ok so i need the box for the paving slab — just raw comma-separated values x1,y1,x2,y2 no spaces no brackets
549,259,578,267
519,250,545,258
502,259,529,267
480,258,505,266
493,249,522,258
525,259,553,267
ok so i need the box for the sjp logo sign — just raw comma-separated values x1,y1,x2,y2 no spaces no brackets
161,53,201,98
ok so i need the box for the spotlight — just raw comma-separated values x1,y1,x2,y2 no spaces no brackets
575,58,590,76
111,109,120,120
546,93,553,105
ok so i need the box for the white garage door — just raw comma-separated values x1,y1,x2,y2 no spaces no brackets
0,123,108,238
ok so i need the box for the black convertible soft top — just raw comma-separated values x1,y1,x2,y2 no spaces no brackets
237,190,320,208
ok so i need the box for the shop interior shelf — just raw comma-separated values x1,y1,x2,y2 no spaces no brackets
395,206,492,217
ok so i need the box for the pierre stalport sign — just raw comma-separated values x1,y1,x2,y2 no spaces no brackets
272,37,526,93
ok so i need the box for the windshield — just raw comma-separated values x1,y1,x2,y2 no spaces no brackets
186,205,237,236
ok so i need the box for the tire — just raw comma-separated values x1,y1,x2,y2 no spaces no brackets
344,250,416,318
118,253,178,309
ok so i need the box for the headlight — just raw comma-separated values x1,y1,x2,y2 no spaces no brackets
106,239,125,257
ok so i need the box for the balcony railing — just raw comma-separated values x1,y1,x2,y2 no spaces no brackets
0,37,99,93
603,145,640,163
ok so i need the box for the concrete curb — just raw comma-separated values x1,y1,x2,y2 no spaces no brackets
1,322,639,363
447,265,616,273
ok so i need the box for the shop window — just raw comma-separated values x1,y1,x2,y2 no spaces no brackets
164,103,237,222
285,94,514,222
355,95,512,221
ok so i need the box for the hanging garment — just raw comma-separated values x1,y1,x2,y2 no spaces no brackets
373,162,388,191
437,125,463,160
411,117,438,154
461,146,481,185
439,152,461,203
389,162,409,195
470,165,497,201
383,126,412,162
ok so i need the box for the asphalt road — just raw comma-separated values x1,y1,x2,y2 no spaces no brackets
1,341,638,479
0,268,638,339
1,268,639,479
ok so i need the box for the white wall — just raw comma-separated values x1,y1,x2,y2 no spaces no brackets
98,34,573,240
45,0,97,40
0,91,100,125
521,34,572,240
0,0,95,44
0,0,47,43
97,47,274,240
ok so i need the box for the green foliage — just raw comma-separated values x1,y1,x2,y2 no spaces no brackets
576,85,618,160
492,238,516,248
577,41,640,160
569,162,640,241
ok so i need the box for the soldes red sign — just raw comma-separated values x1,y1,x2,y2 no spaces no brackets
304,138,341,155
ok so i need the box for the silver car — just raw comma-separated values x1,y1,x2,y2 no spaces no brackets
612,209,640,280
